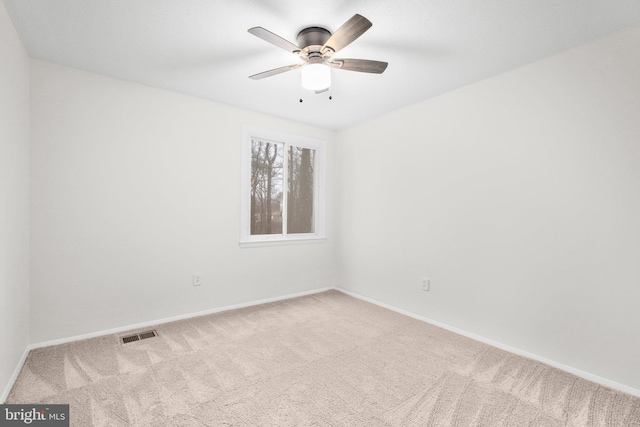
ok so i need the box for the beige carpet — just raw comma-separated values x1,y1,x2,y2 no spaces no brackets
7,290,640,426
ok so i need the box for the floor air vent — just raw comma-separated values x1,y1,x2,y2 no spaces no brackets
139,330,157,340
121,330,158,344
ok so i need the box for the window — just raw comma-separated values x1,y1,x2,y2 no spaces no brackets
240,126,325,246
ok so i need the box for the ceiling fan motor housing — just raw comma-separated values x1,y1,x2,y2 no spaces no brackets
297,27,331,52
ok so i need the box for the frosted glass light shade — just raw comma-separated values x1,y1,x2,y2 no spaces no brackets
301,63,331,91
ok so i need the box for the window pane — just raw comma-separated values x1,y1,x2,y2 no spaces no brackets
287,146,315,234
251,139,283,235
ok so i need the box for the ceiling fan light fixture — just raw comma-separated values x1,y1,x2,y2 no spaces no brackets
301,63,331,91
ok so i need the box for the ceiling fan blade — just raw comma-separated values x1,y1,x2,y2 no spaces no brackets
328,58,388,74
249,64,302,80
321,14,372,55
248,27,301,54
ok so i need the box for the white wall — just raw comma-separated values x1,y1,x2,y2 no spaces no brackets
29,60,338,343
0,2,30,400
336,24,640,390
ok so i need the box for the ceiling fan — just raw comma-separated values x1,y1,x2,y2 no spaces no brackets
248,14,388,93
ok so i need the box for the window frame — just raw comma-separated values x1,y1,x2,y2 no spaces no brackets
240,125,326,247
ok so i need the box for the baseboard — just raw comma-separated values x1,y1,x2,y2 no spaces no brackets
337,288,640,398
30,287,335,350
1,346,30,403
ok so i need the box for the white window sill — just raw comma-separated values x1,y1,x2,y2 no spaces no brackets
239,236,326,248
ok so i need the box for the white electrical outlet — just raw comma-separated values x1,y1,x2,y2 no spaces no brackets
193,273,201,286
421,277,430,292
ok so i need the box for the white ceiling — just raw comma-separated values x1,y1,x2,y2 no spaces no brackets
5,0,640,130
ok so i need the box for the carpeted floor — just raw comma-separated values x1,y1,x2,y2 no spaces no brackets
7,290,640,426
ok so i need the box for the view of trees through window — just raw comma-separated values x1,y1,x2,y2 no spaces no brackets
250,139,315,236
288,146,315,234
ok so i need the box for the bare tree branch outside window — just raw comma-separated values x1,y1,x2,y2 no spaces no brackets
288,147,315,234
250,139,283,235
